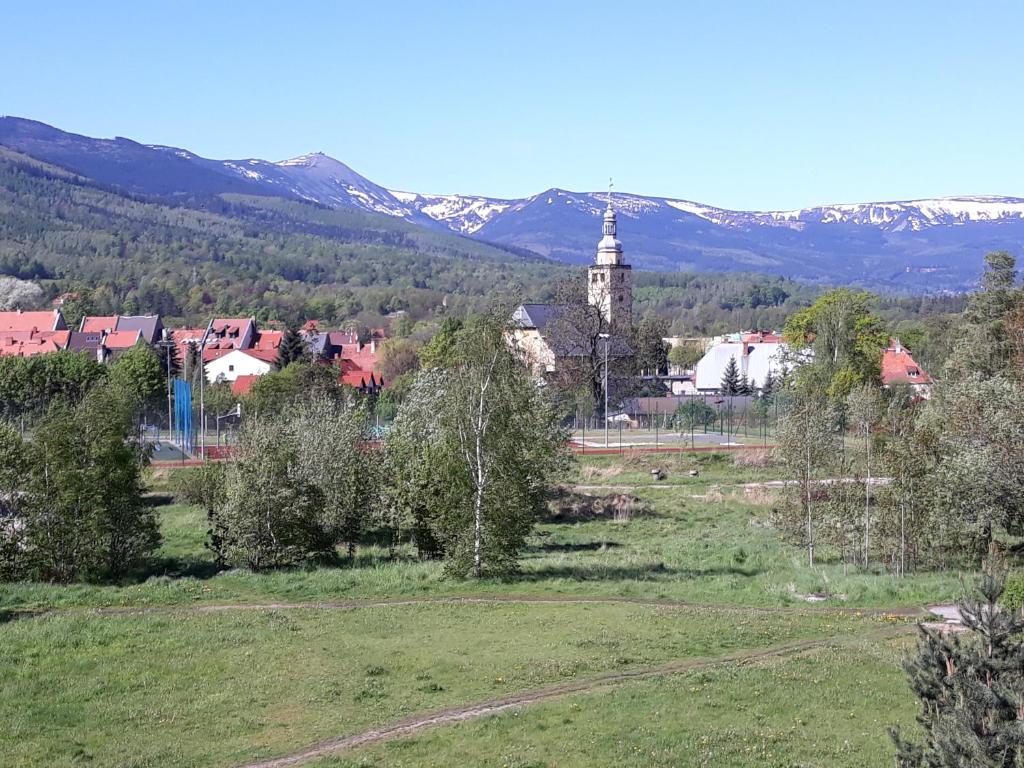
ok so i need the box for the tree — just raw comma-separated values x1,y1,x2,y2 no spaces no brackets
945,251,1018,381
172,463,228,567
288,394,376,557
783,288,888,400
922,375,1024,561
542,276,630,419
377,337,421,382
157,340,182,380
419,317,464,370
108,343,165,403
876,389,930,575
13,382,158,582
0,351,107,420
0,423,27,579
215,415,330,570
632,316,669,376
381,368,451,559
673,400,715,431
668,342,703,371
0,276,43,310
892,568,1024,767
244,361,344,416
276,325,306,369
720,355,741,395
388,314,570,577
846,384,883,567
775,391,838,567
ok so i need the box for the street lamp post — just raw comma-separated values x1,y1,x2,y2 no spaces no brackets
599,333,610,448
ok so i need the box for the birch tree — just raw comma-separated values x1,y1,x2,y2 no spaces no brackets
389,314,570,577
846,384,883,567
775,392,838,567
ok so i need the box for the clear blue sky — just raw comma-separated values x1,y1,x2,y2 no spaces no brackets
2,1,1022,209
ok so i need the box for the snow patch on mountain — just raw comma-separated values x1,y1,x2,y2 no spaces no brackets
391,191,516,233
748,197,1024,231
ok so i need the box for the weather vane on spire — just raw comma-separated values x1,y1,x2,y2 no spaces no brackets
607,177,614,208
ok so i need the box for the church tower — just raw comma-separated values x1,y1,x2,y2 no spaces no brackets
587,197,632,328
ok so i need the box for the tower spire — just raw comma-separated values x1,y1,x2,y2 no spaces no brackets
587,174,632,328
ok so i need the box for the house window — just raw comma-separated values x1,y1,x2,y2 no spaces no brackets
228,364,234,372
591,273,599,283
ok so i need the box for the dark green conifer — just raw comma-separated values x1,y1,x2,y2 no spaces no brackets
891,568,1024,767
276,325,306,369
720,355,741,395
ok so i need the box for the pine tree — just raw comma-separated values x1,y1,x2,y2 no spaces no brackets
276,325,306,369
156,340,182,379
891,567,1024,767
720,355,741,395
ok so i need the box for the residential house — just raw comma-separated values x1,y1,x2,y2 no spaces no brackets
881,339,932,396
202,317,256,363
204,348,278,383
80,314,163,345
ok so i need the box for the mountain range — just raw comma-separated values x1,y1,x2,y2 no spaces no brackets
2,115,1022,291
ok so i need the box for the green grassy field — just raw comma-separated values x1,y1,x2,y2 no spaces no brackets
1,602,886,768
320,636,917,768
0,453,965,767
0,454,966,614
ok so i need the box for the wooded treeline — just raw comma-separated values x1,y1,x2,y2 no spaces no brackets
774,252,1024,574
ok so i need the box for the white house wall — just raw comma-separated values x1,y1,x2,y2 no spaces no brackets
204,350,273,383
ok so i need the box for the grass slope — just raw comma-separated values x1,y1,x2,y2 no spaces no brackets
323,636,917,768
0,454,962,767
0,603,873,768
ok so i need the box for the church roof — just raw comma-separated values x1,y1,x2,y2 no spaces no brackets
512,303,568,331
512,303,633,358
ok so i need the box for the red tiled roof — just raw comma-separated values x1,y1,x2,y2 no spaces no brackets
340,371,371,388
170,327,207,363
240,348,279,364
103,329,143,349
0,310,64,333
210,318,252,334
881,341,932,386
0,330,70,357
80,315,119,333
231,374,260,396
340,370,383,390
252,330,283,351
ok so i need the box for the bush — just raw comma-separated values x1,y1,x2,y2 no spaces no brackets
1002,571,1024,613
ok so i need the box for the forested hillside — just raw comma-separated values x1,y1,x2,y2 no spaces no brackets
0,148,561,325
0,146,964,341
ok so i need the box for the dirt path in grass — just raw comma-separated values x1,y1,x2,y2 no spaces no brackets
40,594,922,621
572,477,892,493
234,623,914,768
